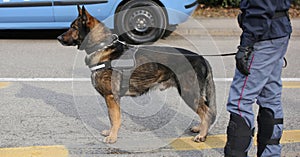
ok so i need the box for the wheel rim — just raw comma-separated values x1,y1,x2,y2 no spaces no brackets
130,9,154,33
126,8,157,38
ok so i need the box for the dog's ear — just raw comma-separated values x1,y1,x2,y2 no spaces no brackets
77,4,82,16
82,5,88,22
82,5,92,24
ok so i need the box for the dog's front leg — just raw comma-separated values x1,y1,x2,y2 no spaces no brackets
103,94,121,144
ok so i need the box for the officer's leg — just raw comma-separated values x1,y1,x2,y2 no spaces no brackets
257,74,284,157
225,58,257,157
256,37,289,156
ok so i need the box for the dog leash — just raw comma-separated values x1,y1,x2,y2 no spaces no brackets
118,35,289,68
202,52,287,68
202,52,236,57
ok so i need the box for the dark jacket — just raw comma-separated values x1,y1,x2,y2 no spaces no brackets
239,0,292,46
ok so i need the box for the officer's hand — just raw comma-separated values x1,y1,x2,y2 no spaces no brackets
235,46,253,76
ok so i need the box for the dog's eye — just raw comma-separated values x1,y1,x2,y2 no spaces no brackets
71,25,78,30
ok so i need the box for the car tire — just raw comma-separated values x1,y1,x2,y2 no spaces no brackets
115,0,167,44
162,25,177,39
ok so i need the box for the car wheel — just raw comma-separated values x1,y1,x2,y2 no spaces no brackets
163,25,177,38
115,0,167,44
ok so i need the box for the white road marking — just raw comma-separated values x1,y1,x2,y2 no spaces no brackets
214,78,300,82
0,78,299,82
0,78,90,82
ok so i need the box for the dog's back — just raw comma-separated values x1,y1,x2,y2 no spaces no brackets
133,46,217,126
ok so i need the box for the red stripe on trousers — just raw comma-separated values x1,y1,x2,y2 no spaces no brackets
237,54,255,116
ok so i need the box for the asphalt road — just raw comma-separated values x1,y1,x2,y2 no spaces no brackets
0,27,299,156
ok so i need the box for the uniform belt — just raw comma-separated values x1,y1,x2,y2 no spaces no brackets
273,11,289,19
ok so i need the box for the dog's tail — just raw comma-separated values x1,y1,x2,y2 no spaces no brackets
204,61,217,125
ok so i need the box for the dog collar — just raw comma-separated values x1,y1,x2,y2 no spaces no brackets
85,34,119,55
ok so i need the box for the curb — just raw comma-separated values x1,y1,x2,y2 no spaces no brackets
173,28,300,37
172,18,300,37
174,28,242,37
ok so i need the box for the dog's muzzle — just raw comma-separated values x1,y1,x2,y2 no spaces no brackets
57,35,77,46
57,35,64,43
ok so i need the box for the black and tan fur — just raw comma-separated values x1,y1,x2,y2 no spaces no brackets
58,6,217,144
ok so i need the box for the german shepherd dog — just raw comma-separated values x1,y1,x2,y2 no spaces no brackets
58,5,216,144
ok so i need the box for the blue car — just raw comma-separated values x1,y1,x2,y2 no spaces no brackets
0,0,198,43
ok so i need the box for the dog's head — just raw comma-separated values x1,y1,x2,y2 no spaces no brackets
57,5,102,49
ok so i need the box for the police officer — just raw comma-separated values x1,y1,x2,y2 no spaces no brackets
224,0,292,156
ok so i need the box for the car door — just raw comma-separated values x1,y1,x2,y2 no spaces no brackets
53,0,114,23
0,0,54,22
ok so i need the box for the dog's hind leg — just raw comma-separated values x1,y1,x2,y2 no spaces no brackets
192,63,217,142
190,96,205,133
191,97,212,142
103,94,121,144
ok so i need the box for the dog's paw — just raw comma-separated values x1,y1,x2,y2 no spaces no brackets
193,134,207,143
103,136,117,144
190,126,200,133
101,130,111,137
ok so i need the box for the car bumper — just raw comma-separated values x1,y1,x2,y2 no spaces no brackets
162,0,199,25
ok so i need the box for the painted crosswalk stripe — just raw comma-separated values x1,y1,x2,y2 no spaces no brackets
0,82,10,89
0,145,68,157
171,130,300,151
282,81,300,88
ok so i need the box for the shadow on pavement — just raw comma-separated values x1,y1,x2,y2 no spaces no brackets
0,30,67,39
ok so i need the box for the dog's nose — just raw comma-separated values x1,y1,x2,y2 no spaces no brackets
57,35,63,42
